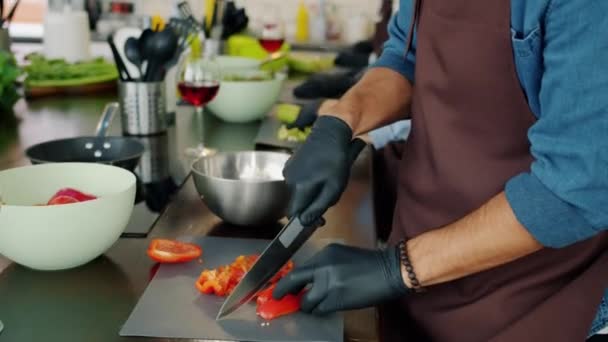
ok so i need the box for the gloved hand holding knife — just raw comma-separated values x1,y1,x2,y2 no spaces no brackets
283,115,366,225
215,113,367,319
217,113,411,320
277,114,412,315
273,243,410,315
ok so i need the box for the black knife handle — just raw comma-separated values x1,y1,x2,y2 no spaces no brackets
279,217,325,249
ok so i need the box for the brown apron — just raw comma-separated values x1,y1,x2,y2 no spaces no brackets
372,142,405,242
381,0,608,341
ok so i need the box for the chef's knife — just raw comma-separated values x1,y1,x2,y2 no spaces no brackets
217,138,367,320
216,216,325,320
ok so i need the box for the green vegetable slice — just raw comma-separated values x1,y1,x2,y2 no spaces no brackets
276,104,301,124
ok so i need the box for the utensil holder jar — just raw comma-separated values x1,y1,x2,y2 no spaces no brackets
0,29,10,52
119,81,167,135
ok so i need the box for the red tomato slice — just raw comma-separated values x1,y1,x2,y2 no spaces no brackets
147,239,202,263
256,289,304,321
53,188,97,202
47,195,79,205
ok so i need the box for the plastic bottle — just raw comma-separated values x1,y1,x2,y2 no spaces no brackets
309,0,327,43
295,0,309,43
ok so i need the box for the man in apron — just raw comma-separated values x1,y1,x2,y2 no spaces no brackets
274,0,608,340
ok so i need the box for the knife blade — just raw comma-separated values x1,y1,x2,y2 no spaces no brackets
216,216,325,320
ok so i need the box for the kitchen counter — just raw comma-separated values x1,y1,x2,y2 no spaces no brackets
0,91,380,341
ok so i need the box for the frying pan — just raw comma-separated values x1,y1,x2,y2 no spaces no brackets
25,102,145,171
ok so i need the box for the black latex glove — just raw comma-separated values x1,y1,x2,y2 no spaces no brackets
283,116,366,225
286,99,323,129
334,51,371,69
273,243,410,315
293,72,359,99
351,40,374,54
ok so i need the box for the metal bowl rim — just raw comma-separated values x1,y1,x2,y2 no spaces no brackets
190,151,290,184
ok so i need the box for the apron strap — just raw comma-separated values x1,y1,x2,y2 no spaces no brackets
404,0,421,58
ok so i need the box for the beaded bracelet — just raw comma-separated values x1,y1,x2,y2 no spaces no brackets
398,240,426,293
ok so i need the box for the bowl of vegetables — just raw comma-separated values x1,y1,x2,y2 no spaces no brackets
207,70,285,123
0,163,136,270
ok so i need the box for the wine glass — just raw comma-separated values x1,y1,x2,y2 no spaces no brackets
258,11,285,54
177,56,221,158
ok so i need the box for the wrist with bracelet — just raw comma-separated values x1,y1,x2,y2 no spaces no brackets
398,240,426,293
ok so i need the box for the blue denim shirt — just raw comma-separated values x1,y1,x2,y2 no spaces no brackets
371,0,608,335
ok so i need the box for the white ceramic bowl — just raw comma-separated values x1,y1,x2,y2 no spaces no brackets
0,163,136,270
215,55,261,73
208,72,285,123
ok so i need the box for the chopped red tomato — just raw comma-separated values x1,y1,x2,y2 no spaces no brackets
256,289,304,321
47,195,79,205
147,239,202,263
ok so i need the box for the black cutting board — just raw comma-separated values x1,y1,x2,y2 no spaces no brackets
254,117,301,151
120,236,343,342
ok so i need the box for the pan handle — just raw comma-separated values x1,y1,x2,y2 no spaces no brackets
95,102,120,137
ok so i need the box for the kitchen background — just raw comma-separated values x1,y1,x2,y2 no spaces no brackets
9,0,395,43
0,0,389,339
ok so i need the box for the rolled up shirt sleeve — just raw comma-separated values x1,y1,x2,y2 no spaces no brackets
369,120,412,149
370,0,416,83
505,0,608,248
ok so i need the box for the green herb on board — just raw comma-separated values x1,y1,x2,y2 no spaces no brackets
24,53,118,87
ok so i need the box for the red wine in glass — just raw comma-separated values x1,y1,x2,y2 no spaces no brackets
259,38,284,53
178,81,220,107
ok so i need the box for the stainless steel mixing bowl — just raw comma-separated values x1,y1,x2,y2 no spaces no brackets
191,151,291,226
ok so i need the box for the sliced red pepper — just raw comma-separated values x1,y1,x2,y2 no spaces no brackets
270,260,294,283
47,195,79,205
196,266,233,296
196,255,294,298
147,239,202,263
256,289,304,321
45,188,97,205
256,284,276,306
232,255,258,273
229,267,246,285
196,269,222,294
53,188,97,202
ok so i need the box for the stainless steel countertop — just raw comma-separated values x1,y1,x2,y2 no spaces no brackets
0,91,380,341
